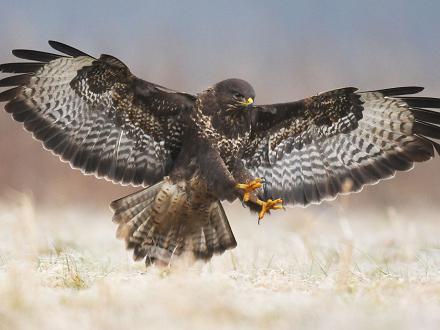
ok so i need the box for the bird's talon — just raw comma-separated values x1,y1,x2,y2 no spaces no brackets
257,198,283,220
235,178,263,202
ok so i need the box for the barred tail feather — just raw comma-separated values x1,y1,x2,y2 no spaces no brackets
110,179,237,266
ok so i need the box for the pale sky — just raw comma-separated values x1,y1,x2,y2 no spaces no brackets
1,0,439,102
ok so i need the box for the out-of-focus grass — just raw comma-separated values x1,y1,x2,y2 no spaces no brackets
1,193,440,330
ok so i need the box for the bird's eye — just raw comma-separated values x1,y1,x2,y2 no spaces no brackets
233,92,244,99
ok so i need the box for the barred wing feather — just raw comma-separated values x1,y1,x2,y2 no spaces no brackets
0,41,195,187
246,87,440,205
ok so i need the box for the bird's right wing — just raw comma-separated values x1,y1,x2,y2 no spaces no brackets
0,41,196,186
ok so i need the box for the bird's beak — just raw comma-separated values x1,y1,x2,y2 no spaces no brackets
240,97,254,107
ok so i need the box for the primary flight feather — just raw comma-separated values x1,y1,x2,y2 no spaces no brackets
1,41,439,266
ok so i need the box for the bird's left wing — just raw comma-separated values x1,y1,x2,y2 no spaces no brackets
0,41,196,187
243,87,440,205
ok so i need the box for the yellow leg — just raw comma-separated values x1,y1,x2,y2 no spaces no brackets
235,178,263,202
256,198,283,220
236,178,283,220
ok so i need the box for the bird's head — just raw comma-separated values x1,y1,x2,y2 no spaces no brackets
211,78,255,111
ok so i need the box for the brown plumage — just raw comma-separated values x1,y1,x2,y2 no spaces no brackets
1,41,440,266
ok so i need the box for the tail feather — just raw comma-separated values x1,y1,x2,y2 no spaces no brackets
110,179,237,266
110,181,164,240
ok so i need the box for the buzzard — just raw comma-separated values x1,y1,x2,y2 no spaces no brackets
1,41,440,266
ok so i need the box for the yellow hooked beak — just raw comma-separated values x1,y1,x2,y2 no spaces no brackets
240,97,254,107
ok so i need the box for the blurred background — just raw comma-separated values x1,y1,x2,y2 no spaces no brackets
2,4,440,328
0,0,439,212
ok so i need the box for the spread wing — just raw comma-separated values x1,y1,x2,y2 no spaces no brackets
243,87,440,205
0,41,195,186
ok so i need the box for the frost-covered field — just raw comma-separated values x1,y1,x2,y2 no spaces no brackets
1,194,440,330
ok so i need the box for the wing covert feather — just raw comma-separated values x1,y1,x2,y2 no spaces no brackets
0,41,196,186
245,87,440,205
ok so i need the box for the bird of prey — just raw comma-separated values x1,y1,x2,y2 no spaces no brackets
1,41,440,266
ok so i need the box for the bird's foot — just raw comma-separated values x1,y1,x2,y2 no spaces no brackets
235,178,263,202
256,198,283,221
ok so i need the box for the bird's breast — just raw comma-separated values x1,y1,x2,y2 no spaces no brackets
216,131,250,166
190,104,251,165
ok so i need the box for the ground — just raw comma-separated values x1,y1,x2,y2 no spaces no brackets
1,193,440,330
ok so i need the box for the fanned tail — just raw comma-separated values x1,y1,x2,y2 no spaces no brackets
110,179,237,266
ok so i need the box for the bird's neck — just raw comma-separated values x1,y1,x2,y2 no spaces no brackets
199,92,251,132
